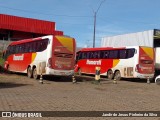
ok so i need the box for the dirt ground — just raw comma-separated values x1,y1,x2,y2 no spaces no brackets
0,73,160,120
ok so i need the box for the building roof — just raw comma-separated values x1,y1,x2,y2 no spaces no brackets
0,14,60,35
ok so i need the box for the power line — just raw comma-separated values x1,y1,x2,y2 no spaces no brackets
1,3,159,28
0,4,92,18
98,16,160,25
93,0,106,48
0,4,94,26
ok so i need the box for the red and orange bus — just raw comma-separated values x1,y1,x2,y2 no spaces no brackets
75,46,155,80
3,35,76,79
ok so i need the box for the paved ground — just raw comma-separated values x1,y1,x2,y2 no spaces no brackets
0,73,160,120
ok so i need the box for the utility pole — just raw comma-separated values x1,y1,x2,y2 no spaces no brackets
93,0,106,48
93,12,96,48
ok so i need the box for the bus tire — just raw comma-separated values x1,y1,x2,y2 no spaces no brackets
6,65,10,70
156,78,160,85
6,65,11,73
78,68,82,76
33,68,39,80
107,70,113,80
114,71,121,80
27,67,33,78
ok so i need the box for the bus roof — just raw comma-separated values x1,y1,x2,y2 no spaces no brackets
9,37,42,46
9,35,54,46
9,35,75,46
77,46,151,52
78,47,126,52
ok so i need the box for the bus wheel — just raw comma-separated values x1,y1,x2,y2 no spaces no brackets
6,65,9,71
156,78,160,85
33,68,39,80
114,71,121,80
6,65,11,73
27,67,33,78
107,70,113,80
78,68,82,76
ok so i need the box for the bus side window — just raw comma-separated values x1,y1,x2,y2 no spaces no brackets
6,46,11,56
24,43,28,53
119,50,127,59
31,42,37,52
126,49,135,58
28,42,32,52
87,52,95,59
41,39,48,51
76,52,82,60
7,46,11,55
36,41,41,52
82,52,87,59
89,52,94,59
12,45,16,54
93,51,100,59
28,42,35,52
6,46,15,56
102,51,109,59
109,50,118,59
20,44,25,53
14,45,17,54
36,39,48,52
15,45,21,54
101,51,109,59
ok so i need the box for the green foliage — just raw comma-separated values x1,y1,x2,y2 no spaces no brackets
0,52,4,66
0,58,4,66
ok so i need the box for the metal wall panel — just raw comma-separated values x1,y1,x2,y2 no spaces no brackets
101,30,154,47
0,14,56,34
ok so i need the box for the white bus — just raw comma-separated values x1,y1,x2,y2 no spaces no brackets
3,35,76,79
75,46,155,80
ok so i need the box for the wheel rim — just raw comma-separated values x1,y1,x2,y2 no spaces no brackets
27,67,32,78
114,71,121,80
33,68,38,79
156,78,160,85
78,69,81,76
7,65,10,71
107,70,113,80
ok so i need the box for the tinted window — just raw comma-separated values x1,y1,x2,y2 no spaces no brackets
119,50,127,59
101,51,109,59
126,49,135,58
82,52,87,59
77,52,82,60
108,50,118,59
6,38,49,55
77,48,135,60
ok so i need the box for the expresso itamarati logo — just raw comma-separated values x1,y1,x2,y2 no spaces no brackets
13,54,24,61
86,59,101,65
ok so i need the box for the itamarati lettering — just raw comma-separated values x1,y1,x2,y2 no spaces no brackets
86,59,101,65
13,54,24,61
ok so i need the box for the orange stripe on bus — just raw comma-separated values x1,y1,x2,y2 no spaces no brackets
32,53,37,62
113,59,120,68
56,36,73,52
141,47,154,59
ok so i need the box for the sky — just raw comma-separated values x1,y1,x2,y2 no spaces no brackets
0,0,160,47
